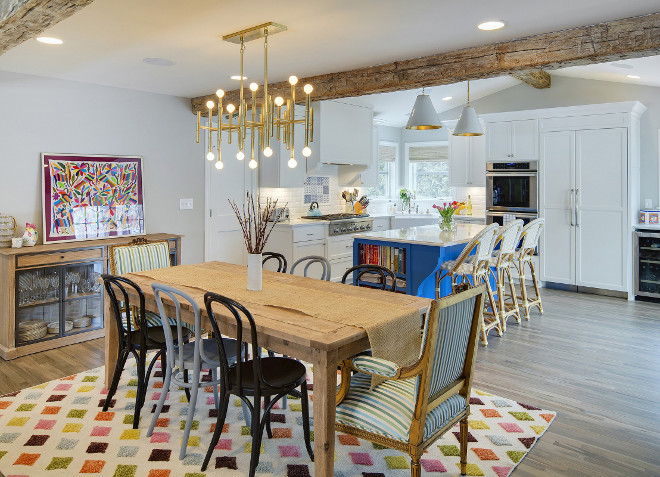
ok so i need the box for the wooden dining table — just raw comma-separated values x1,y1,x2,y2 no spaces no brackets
103,261,431,476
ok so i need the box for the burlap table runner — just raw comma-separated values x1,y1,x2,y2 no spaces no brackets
129,262,422,378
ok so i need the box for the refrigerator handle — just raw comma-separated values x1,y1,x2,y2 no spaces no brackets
575,189,579,227
570,189,575,226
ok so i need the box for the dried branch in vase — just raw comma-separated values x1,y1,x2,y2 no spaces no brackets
229,191,287,254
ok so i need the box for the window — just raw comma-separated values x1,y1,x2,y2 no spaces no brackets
406,142,450,199
367,142,397,198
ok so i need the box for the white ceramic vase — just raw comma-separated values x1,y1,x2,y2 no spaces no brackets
247,253,263,291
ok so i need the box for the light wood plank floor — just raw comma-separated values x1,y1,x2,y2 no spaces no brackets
0,289,658,476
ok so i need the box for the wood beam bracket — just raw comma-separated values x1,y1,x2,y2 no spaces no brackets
511,70,551,89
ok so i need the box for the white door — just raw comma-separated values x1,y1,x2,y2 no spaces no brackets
486,121,512,161
540,130,576,285
204,132,256,264
575,128,628,290
511,119,538,161
449,133,470,187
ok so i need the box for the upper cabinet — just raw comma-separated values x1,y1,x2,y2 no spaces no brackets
309,100,373,166
443,120,486,187
259,106,307,188
486,119,538,161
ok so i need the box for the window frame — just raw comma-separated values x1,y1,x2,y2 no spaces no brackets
368,140,398,199
405,141,452,200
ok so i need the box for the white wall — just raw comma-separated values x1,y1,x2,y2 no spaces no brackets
0,71,205,263
439,75,660,206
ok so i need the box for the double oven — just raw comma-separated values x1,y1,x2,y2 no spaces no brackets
486,161,538,226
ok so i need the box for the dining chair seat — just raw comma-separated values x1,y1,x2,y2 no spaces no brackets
125,325,190,347
440,256,478,276
229,357,307,389
179,338,238,369
336,372,467,442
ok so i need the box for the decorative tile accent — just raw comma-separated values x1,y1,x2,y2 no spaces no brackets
303,176,330,204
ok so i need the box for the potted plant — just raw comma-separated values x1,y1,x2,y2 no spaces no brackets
433,201,459,231
229,191,286,291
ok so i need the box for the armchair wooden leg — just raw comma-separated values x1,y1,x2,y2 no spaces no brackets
460,415,469,475
410,453,422,477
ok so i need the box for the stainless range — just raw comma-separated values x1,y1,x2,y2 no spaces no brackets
301,213,373,236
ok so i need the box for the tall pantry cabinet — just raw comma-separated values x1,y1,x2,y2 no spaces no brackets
538,102,646,298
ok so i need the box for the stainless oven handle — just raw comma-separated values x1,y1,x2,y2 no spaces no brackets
575,189,579,227
486,172,538,177
570,189,574,226
486,211,539,218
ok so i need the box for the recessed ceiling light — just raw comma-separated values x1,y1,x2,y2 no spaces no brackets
611,63,633,69
142,57,174,66
442,96,453,101
230,75,248,80
36,37,63,45
627,74,641,79
478,21,505,31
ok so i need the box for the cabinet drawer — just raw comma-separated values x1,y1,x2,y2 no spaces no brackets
330,257,355,282
293,240,326,262
293,225,325,243
328,237,354,259
17,248,103,268
373,217,390,231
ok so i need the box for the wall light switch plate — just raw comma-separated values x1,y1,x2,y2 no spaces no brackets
179,199,194,210
645,198,653,209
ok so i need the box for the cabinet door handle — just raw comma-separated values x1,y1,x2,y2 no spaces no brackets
570,189,575,226
306,233,314,236
575,189,579,227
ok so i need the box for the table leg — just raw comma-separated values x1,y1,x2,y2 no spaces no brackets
312,348,338,477
103,292,118,390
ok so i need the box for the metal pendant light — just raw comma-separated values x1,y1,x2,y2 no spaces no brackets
406,88,441,130
453,81,483,136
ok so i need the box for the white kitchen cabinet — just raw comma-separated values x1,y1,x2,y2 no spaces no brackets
390,215,437,229
540,128,628,291
486,119,538,162
442,119,485,187
308,100,373,166
265,224,327,276
372,216,390,232
259,106,307,188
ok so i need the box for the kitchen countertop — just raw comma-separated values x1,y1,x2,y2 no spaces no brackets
353,223,487,247
635,223,660,230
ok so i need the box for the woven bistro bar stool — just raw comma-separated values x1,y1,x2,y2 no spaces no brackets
435,223,501,345
490,220,524,332
514,218,545,319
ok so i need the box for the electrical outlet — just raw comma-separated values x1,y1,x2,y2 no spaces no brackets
645,198,653,209
179,198,194,210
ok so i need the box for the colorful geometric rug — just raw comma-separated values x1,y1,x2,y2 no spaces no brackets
0,359,555,476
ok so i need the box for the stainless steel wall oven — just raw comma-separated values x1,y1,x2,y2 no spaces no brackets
486,161,538,212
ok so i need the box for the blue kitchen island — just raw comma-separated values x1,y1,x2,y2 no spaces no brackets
352,223,487,299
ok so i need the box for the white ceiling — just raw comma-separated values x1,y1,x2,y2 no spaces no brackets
0,0,658,98
553,55,660,87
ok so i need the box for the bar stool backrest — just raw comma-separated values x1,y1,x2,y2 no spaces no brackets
519,218,545,255
290,255,331,281
448,223,499,276
498,220,525,256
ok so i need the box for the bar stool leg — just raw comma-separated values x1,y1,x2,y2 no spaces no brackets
505,266,521,324
495,266,507,332
529,261,544,314
517,260,531,320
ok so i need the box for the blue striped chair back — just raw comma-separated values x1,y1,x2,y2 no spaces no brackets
426,295,478,398
111,241,170,275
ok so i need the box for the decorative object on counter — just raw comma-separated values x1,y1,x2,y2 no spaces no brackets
0,212,16,247
453,80,484,136
11,237,23,248
405,87,441,130
196,22,314,171
467,194,473,215
399,188,415,213
433,201,460,231
639,209,660,224
42,153,145,243
303,176,330,204
307,201,323,216
342,188,359,213
230,191,286,291
22,223,38,246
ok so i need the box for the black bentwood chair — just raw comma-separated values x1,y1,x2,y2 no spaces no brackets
262,251,288,273
201,292,313,475
101,274,191,428
342,264,397,291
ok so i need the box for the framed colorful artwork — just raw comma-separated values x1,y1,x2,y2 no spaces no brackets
42,153,145,243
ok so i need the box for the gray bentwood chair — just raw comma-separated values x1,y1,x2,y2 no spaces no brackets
290,255,331,281
146,283,241,460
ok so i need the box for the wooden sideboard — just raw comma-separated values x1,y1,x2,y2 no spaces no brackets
0,233,181,360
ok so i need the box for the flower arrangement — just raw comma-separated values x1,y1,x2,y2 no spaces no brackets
229,191,286,254
399,189,415,211
433,201,459,231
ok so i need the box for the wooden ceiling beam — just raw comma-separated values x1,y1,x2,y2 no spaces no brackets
192,11,660,114
511,70,552,89
0,0,95,56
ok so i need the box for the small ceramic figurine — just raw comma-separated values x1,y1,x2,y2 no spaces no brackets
22,223,37,246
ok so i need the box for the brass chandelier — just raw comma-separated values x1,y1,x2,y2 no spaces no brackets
196,22,314,171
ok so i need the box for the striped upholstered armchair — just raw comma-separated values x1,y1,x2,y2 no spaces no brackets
109,238,173,328
335,285,485,477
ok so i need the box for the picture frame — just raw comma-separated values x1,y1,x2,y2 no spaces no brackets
42,153,145,243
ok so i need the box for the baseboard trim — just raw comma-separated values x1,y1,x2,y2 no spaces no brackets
544,282,627,299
